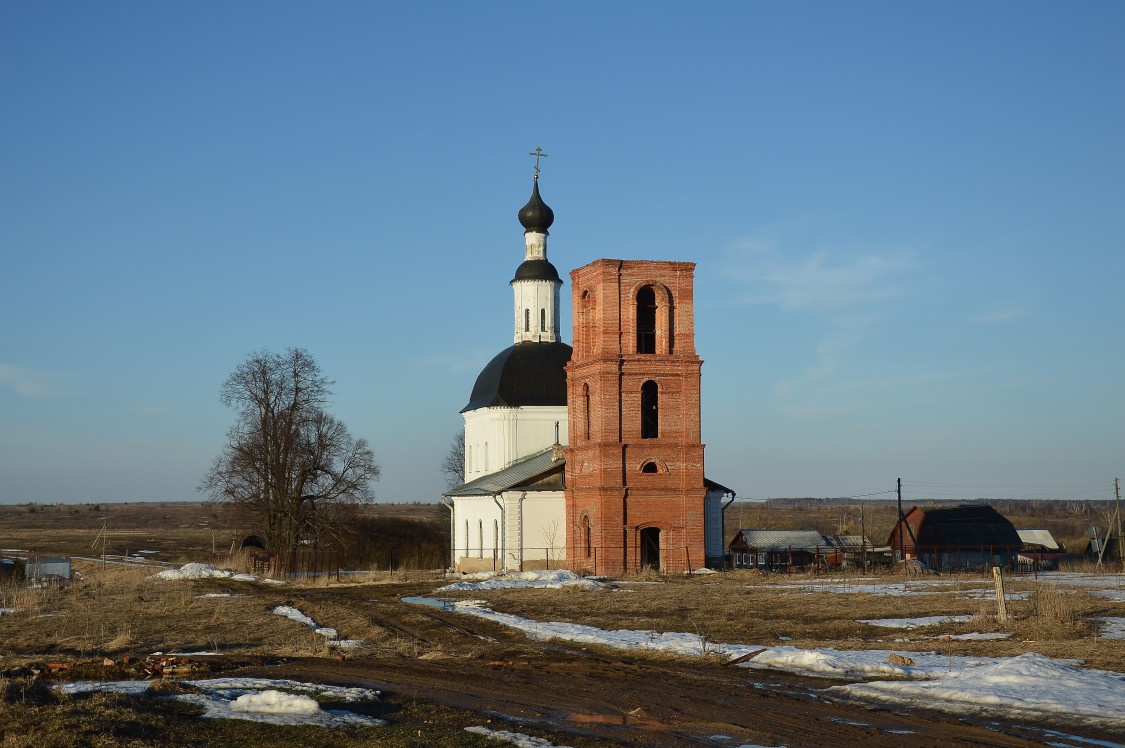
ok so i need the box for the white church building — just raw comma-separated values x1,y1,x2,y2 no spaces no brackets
442,163,734,573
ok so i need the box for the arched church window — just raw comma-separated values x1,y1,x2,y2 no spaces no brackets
524,308,530,332
636,286,656,354
540,308,546,332
582,515,591,558
641,380,659,439
641,462,658,473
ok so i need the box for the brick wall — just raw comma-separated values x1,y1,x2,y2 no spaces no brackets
565,259,708,574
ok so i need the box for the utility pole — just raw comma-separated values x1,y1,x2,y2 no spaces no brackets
897,477,904,563
860,499,867,571
1116,477,1123,571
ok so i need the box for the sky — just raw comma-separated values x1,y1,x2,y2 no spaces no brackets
1,2,1123,504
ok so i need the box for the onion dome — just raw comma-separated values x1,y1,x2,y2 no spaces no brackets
517,180,554,234
461,341,573,412
511,258,561,283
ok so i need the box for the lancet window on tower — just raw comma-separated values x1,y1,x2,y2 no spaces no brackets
641,380,659,438
637,286,656,354
524,309,530,332
583,384,591,439
540,308,546,332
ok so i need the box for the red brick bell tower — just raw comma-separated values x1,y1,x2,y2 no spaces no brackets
565,259,707,574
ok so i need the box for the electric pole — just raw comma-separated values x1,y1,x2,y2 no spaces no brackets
1116,477,1122,571
897,477,904,562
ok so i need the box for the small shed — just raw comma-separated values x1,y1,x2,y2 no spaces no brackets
1085,535,1121,566
0,557,24,582
1016,529,1067,571
26,556,72,586
1017,528,1061,551
822,534,881,568
887,505,1022,572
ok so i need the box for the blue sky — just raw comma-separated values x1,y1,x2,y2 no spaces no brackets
1,2,1122,504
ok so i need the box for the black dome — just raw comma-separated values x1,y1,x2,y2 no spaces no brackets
461,341,572,413
517,180,554,233
511,258,561,283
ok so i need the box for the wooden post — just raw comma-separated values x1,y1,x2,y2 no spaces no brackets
993,566,1009,623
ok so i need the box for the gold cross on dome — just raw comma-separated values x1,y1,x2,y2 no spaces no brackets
529,146,548,179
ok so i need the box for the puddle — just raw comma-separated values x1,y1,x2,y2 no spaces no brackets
401,596,455,611
569,711,665,731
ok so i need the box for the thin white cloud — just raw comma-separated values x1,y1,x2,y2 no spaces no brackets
726,240,917,312
0,364,56,397
724,236,922,420
975,302,1033,326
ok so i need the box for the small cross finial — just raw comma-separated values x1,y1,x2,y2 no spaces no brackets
529,146,548,180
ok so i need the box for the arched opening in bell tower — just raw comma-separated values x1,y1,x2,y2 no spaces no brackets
636,286,656,353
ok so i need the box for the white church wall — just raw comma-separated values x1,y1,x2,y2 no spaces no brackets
515,491,566,567
463,406,568,482
513,278,560,344
452,491,566,572
452,496,502,573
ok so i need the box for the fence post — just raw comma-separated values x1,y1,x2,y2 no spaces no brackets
993,566,1009,623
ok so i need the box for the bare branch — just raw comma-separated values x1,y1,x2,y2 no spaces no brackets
200,348,378,569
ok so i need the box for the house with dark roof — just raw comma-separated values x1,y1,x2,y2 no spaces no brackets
887,504,1022,571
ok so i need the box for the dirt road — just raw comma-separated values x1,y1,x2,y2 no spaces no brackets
229,587,1105,747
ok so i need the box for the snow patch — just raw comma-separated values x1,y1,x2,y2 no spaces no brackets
271,605,363,649
58,677,384,727
860,615,973,629
829,653,1125,730
465,725,572,747
439,570,601,592
230,689,320,715
154,563,234,581
1097,617,1125,640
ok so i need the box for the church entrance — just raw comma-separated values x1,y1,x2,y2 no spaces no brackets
640,527,661,570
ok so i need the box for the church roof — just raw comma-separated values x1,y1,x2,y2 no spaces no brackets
443,448,565,497
517,179,554,233
461,341,572,413
511,258,561,283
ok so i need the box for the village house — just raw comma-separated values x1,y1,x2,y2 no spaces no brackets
887,504,1022,571
728,530,877,571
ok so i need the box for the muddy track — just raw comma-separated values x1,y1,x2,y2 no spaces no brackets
229,591,1110,747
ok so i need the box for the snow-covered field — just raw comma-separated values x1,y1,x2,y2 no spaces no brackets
415,569,1125,732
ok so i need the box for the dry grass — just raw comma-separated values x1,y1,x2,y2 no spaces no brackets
451,569,1125,671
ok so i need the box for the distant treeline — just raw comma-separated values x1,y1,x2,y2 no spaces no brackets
345,515,450,571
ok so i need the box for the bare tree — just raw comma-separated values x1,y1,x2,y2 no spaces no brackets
440,431,465,488
200,348,379,569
